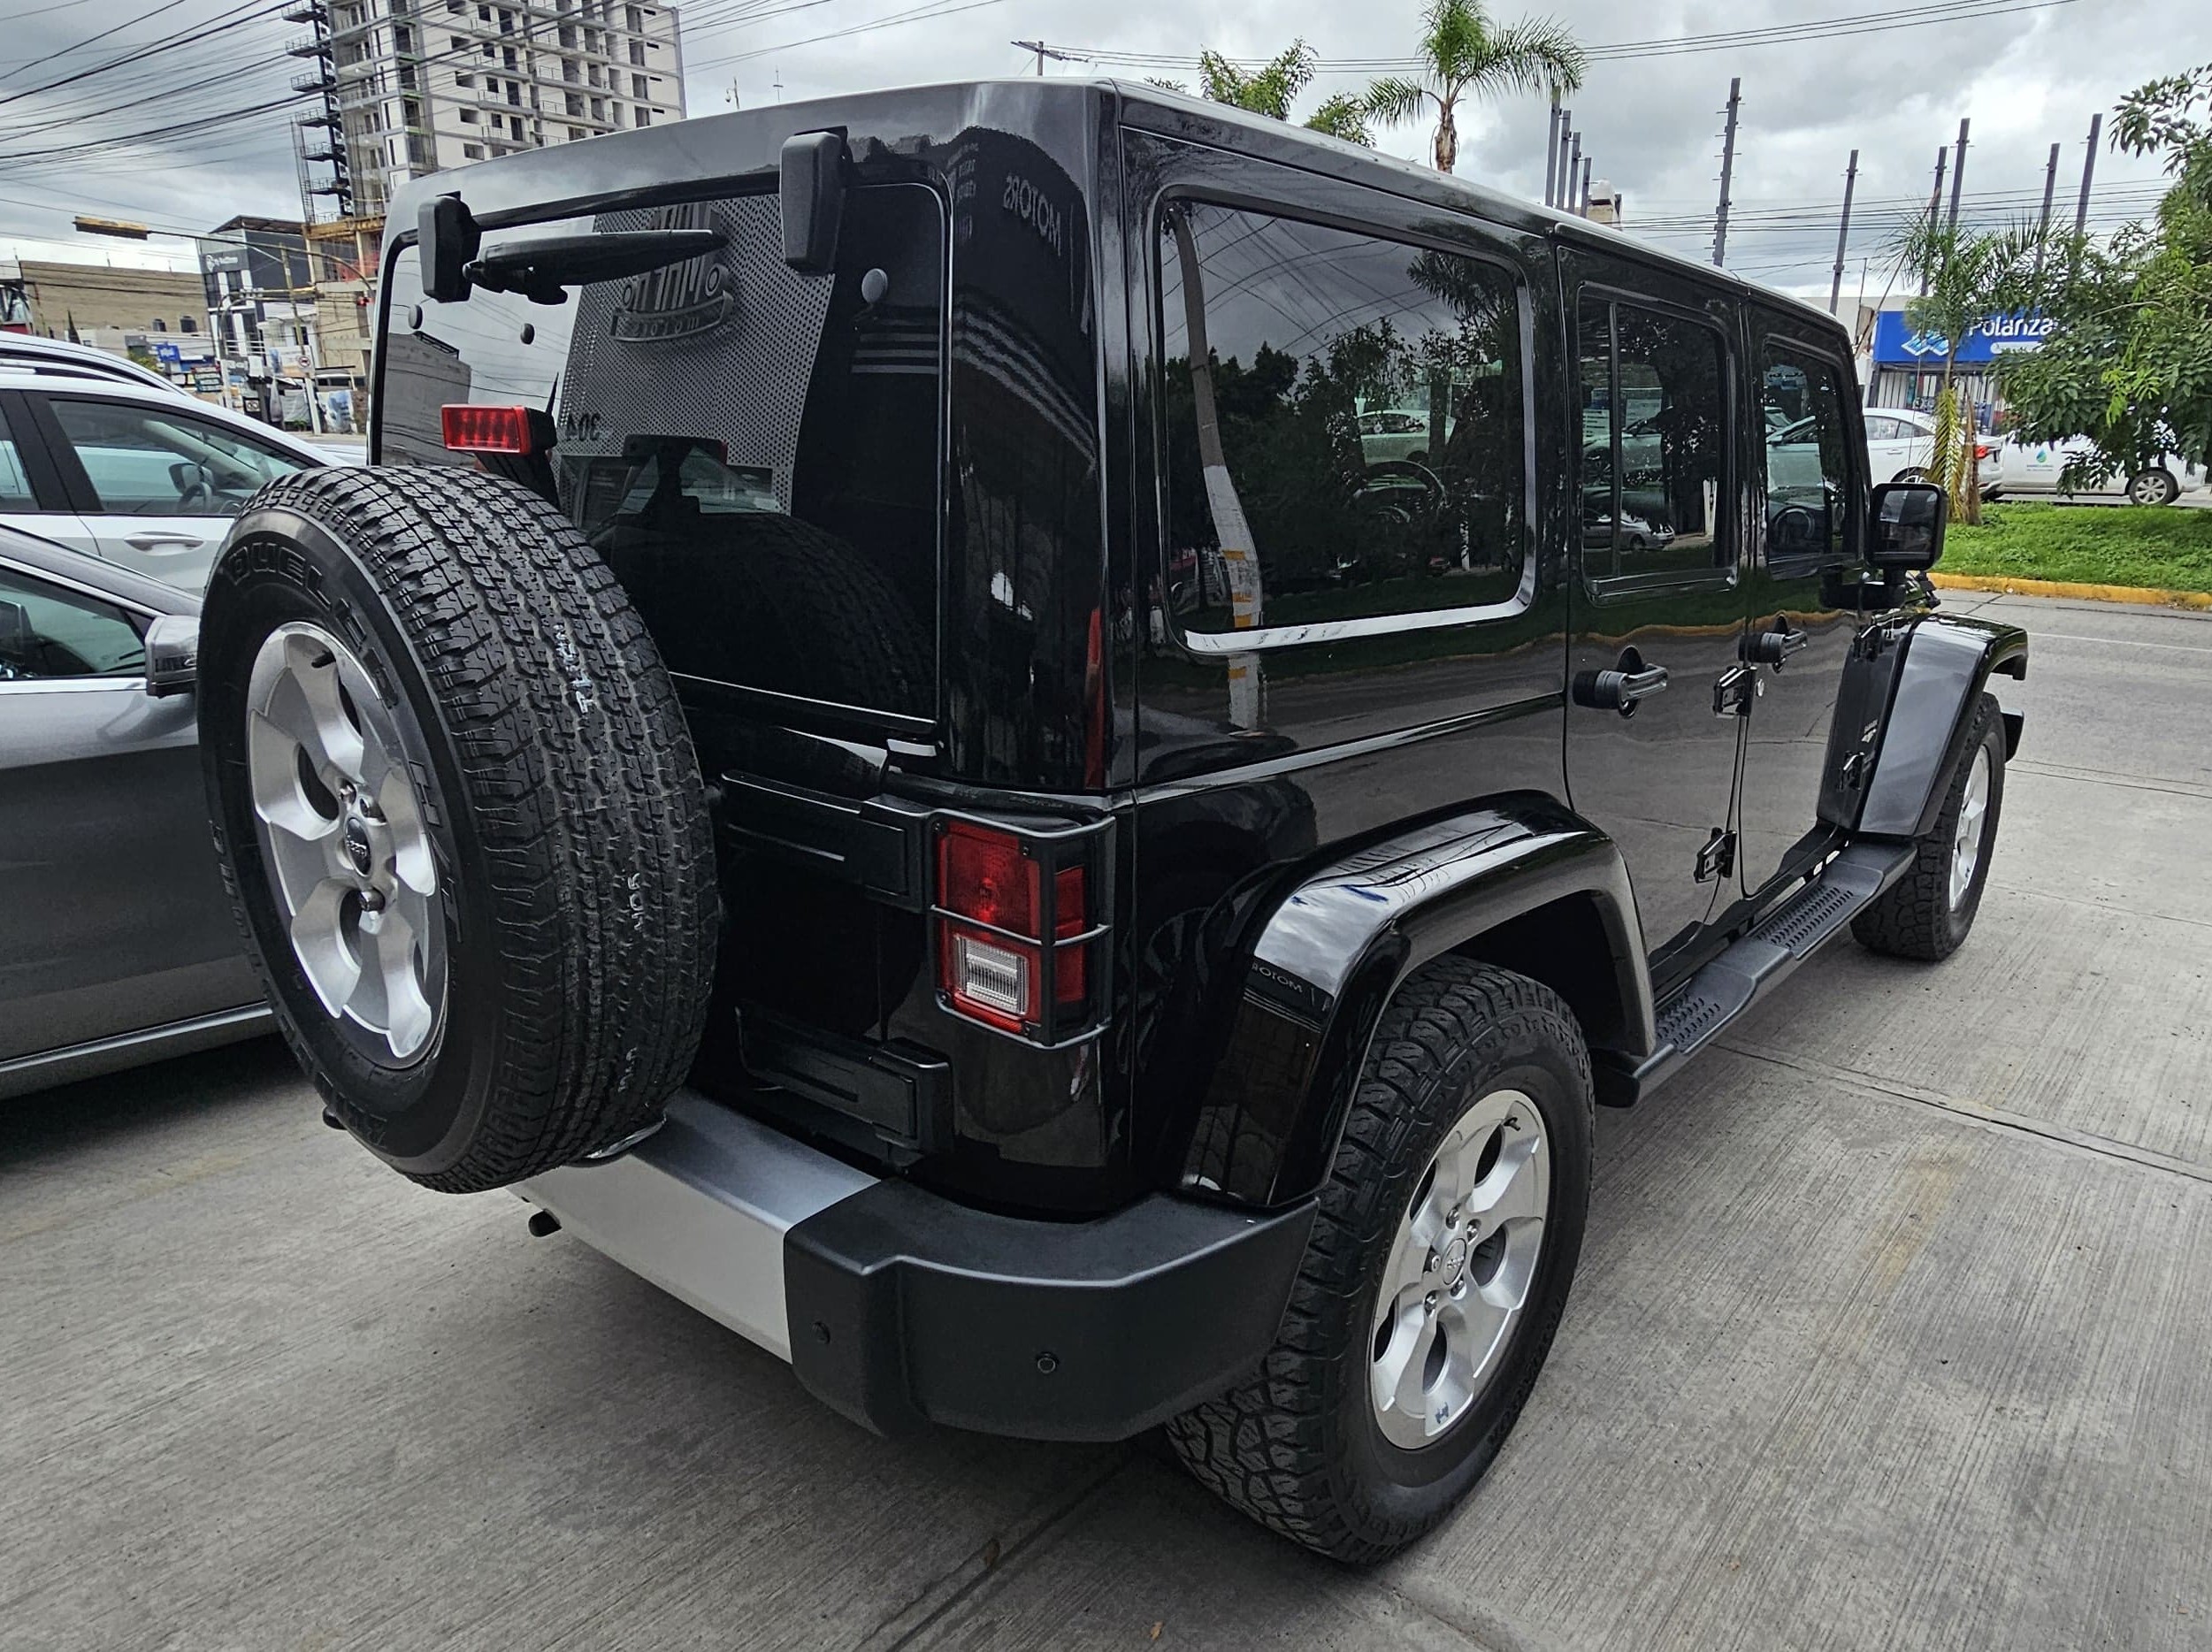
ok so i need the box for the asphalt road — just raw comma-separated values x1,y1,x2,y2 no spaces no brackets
5,590,2210,1652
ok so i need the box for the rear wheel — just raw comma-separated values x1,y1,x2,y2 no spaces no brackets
1167,958,1592,1564
1853,692,2006,961
2125,468,2180,507
199,466,719,1191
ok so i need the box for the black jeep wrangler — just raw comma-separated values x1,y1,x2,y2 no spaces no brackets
196,81,2024,1563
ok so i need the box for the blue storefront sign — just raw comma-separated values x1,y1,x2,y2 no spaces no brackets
151,340,182,364
1871,310,2053,365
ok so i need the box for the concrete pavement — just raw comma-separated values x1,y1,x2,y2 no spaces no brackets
4,591,2209,1651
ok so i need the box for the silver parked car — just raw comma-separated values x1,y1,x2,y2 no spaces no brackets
0,524,267,1098
0,368,331,590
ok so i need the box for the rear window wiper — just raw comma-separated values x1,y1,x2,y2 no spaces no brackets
464,229,726,304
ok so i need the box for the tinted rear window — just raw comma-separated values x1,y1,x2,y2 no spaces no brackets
379,184,945,723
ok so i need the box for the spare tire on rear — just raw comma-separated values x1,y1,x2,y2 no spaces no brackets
198,466,718,1192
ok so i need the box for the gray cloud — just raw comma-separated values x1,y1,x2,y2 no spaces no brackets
3,0,2204,293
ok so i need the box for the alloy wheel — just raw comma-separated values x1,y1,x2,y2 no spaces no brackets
1949,745,1993,911
1369,1087,1550,1449
244,622,445,1063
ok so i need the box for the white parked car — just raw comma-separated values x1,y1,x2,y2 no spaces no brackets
0,333,188,396
0,368,333,590
1986,435,2207,506
1859,407,2004,497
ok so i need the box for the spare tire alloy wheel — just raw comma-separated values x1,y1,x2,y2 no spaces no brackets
246,623,443,1064
200,466,717,1193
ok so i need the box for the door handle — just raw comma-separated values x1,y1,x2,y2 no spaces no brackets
1743,618,1810,668
124,532,207,552
1573,646,1670,717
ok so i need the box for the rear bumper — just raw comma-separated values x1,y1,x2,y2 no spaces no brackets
518,1092,1313,1442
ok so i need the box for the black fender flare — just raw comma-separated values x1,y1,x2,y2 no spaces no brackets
1856,613,2027,841
1171,792,1652,1208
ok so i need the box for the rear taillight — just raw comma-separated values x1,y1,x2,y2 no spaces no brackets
933,815,1107,1044
441,403,543,455
1975,442,1995,461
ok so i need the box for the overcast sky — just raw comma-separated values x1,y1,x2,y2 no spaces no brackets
4,0,2207,302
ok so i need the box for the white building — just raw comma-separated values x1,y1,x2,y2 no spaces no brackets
290,0,687,218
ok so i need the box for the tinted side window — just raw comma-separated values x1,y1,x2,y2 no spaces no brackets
48,401,313,516
1578,299,1729,583
1759,346,1856,562
0,406,34,509
0,566,145,680
1158,203,1527,635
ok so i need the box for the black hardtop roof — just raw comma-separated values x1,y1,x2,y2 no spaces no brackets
387,76,1845,346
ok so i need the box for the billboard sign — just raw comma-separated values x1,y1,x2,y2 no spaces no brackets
1871,310,2053,365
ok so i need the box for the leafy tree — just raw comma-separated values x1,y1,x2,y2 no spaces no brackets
1363,0,1584,173
1156,42,1376,146
2000,64,2212,492
1306,93,1375,147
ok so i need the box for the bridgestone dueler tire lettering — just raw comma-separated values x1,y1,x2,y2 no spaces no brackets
199,466,718,1192
1167,958,1594,1564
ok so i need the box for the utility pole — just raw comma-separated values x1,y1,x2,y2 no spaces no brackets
1711,77,1741,268
2075,111,2101,235
1010,39,1077,75
1947,118,1970,227
1544,95,1562,207
2039,141,2060,233
1829,149,1859,315
1555,107,1573,210
1579,157,1593,217
1918,146,1947,295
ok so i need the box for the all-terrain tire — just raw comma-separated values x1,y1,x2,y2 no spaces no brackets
1167,958,1594,1564
1852,692,2007,961
199,466,718,1192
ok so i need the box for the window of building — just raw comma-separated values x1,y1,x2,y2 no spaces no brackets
506,80,521,103
565,90,582,114
460,106,478,122
455,70,474,85
1158,203,1531,637
476,4,489,16
1576,300,1730,583
627,39,644,63
449,33,465,48
589,96,603,119
624,4,641,27
463,141,484,158
180,317,196,333
633,108,648,127
631,72,647,98
568,125,585,141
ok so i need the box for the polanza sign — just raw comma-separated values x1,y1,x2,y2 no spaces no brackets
1872,310,2054,365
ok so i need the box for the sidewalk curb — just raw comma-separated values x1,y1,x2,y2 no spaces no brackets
1931,572,2212,610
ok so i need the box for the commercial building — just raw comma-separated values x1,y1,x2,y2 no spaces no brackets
289,0,688,219
199,218,321,426
0,258,208,350
1856,302,2053,430
305,216,386,432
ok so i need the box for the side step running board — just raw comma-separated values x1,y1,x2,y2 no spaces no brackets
1600,840,1915,1105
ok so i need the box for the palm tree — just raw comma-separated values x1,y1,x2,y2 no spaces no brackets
1894,216,2065,524
1364,0,1585,173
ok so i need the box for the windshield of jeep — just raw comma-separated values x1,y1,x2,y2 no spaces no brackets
377,183,944,727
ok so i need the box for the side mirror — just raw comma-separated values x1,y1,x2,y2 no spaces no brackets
779,131,848,275
144,614,198,699
418,193,481,304
1867,481,1948,571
